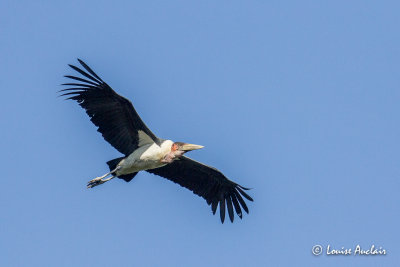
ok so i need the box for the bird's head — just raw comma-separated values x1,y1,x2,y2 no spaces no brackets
172,142,204,155
163,141,204,163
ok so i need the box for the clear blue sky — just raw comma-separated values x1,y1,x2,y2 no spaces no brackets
1,1,399,266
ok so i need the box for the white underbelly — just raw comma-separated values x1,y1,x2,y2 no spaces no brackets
118,159,166,174
116,142,171,175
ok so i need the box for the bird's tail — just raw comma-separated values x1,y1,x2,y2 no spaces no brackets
106,157,138,183
106,157,124,171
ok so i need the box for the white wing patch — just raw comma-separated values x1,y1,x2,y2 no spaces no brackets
138,130,154,147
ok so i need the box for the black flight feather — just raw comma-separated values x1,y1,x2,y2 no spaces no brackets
220,194,226,223
226,195,234,222
231,194,243,219
77,58,104,82
64,75,99,86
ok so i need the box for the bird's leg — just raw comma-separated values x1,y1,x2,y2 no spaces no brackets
87,167,120,189
87,175,115,188
95,172,111,180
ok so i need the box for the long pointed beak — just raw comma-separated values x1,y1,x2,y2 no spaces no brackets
180,143,204,151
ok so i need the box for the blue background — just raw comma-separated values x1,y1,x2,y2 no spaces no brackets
1,1,399,266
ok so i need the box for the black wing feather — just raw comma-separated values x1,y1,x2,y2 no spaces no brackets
64,75,98,86
146,156,253,223
61,59,159,156
231,195,243,219
220,195,226,223
211,200,218,215
236,187,254,201
68,64,102,83
226,195,234,223
234,191,249,214
77,59,104,82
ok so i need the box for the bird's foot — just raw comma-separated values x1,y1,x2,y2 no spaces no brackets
87,177,106,188
87,172,116,189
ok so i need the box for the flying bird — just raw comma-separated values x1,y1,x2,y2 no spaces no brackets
60,59,253,223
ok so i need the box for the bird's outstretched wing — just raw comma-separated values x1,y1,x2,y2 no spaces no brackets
146,156,253,223
60,59,160,156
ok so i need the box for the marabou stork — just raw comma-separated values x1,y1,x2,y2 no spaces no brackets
60,59,253,223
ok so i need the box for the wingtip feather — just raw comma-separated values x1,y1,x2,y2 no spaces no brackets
226,196,234,223
220,198,225,223
237,187,254,202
